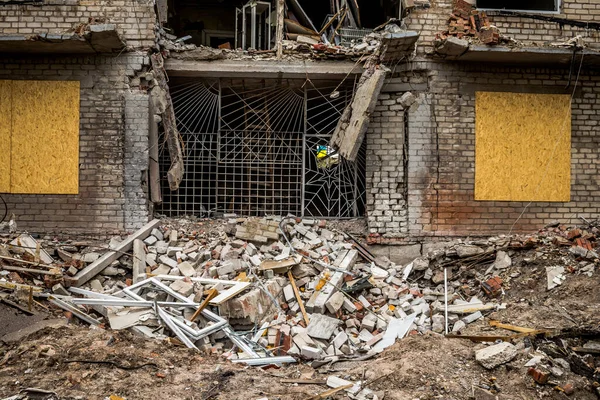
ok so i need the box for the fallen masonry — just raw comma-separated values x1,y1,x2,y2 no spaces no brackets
0,217,599,397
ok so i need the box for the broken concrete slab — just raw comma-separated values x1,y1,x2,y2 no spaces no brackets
329,67,387,161
71,219,161,286
306,314,340,340
435,36,469,57
476,342,517,369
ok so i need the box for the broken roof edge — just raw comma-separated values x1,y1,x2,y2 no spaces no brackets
433,38,600,66
164,59,365,79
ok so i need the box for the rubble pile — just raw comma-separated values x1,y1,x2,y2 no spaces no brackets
0,217,599,398
436,0,501,45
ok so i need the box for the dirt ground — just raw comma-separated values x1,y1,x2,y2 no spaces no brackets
1,260,598,400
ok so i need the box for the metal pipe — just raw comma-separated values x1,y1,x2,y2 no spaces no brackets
444,267,449,335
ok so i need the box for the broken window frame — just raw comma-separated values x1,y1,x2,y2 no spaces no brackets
476,0,561,14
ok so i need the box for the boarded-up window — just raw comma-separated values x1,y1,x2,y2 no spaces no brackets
475,91,571,202
0,80,80,194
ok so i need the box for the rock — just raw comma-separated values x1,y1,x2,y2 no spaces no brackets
452,320,466,332
432,314,445,333
371,265,389,279
52,283,70,296
82,252,101,263
155,241,168,254
283,284,295,302
476,342,517,369
151,228,164,241
177,261,196,277
144,235,158,246
455,244,484,258
374,256,392,269
306,314,341,340
546,266,565,290
493,251,511,270
325,291,345,314
398,91,416,108
170,279,193,297
159,255,178,269
462,311,482,324
153,264,171,275
301,345,322,359
361,313,378,332
89,279,103,292
412,257,429,271
431,268,451,284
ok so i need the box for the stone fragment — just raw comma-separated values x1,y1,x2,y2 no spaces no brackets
89,279,103,292
306,314,340,340
159,255,178,269
476,342,517,369
170,279,193,297
177,261,195,277
283,284,295,302
301,345,322,359
493,251,511,270
361,313,378,332
455,244,484,258
143,235,158,246
151,228,164,241
325,291,345,314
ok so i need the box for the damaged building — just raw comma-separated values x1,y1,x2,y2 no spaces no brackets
0,0,599,250
1,1,600,398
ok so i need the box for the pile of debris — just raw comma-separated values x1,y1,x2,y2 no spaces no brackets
0,217,598,375
436,0,501,45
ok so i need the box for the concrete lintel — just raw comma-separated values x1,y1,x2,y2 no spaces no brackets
165,59,364,78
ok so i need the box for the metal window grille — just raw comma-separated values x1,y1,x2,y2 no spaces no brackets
158,77,366,218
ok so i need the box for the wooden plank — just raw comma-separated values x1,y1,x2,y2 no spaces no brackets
0,281,43,292
288,270,309,325
489,320,537,333
11,80,80,194
189,288,218,322
132,239,145,284
71,219,161,287
10,234,54,264
0,81,11,192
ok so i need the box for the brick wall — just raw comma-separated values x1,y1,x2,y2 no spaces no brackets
398,61,600,237
124,92,150,231
365,93,408,238
0,0,155,49
0,53,150,235
405,0,600,54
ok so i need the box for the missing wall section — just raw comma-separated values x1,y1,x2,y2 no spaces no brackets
157,78,366,218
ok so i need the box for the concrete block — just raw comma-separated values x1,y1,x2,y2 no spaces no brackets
307,314,341,340
177,261,195,277
476,342,517,369
325,291,345,314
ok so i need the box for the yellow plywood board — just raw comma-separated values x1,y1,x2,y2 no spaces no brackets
0,81,11,193
10,80,80,194
475,91,571,202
